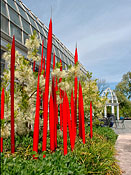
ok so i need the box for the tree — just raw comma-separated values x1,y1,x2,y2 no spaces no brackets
81,72,107,121
97,79,108,95
116,72,131,100
115,71,131,118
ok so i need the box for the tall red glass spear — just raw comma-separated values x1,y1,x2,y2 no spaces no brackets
74,47,78,135
0,88,4,153
40,40,44,74
71,89,75,149
33,61,35,72
79,81,85,144
79,82,82,138
90,101,93,139
33,73,40,159
43,56,45,77
39,39,44,119
49,94,55,151
59,59,63,130
42,19,52,154
65,93,73,151
10,35,15,153
63,94,67,155
42,56,45,113
52,53,57,149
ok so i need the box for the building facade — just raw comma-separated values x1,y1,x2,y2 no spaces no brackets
1,0,87,75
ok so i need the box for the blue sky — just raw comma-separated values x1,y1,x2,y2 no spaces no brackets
22,0,131,85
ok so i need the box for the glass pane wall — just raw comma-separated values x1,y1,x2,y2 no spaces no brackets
23,32,29,44
8,6,21,26
1,0,79,73
1,50,6,74
28,15,37,29
21,18,31,34
1,0,8,17
7,0,17,11
10,22,22,42
1,15,9,34
17,5,28,21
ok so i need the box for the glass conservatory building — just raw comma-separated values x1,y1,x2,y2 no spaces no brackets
1,0,87,74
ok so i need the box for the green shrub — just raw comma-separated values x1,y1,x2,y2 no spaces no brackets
73,127,120,174
1,127,121,175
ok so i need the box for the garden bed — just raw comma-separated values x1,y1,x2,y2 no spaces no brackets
124,118,131,120
1,127,121,175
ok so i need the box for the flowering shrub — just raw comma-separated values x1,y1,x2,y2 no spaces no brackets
51,62,81,104
1,31,45,138
1,31,106,138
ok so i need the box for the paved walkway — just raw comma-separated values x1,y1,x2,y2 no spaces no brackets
112,120,131,175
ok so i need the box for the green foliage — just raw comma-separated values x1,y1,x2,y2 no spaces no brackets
73,127,120,175
93,118,104,127
85,126,118,144
56,62,62,69
81,72,107,120
1,127,121,175
115,71,131,118
31,30,37,39
116,72,131,100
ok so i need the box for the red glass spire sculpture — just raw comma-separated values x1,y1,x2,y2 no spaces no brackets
59,59,63,131
0,88,4,152
63,94,67,155
40,40,44,74
33,74,40,159
49,94,55,151
74,47,78,136
90,101,93,139
52,53,58,149
42,19,52,154
10,36,15,153
79,81,85,144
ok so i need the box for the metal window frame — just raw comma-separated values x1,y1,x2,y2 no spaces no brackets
1,14,10,35
10,21,22,42
8,5,21,28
